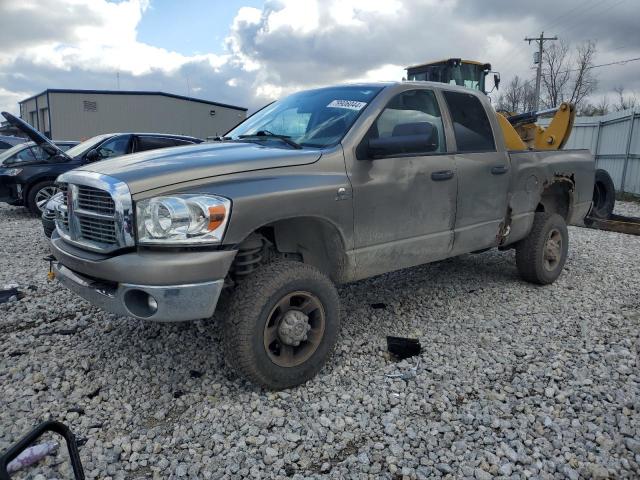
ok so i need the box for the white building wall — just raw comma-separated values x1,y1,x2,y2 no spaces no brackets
19,91,246,141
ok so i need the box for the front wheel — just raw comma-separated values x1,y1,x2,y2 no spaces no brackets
27,181,59,215
516,212,569,285
222,260,341,390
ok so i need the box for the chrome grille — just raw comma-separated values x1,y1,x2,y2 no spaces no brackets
54,172,134,253
77,186,115,215
79,216,118,244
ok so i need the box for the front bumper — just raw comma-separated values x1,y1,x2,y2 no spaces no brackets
0,176,22,204
49,232,237,321
54,263,223,321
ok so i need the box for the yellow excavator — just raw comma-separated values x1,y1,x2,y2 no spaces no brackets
405,58,576,151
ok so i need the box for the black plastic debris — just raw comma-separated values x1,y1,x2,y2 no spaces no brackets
371,302,387,309
0,288,24,304
387,336,422,359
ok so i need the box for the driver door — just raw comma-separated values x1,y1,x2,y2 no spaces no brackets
347,88,457,278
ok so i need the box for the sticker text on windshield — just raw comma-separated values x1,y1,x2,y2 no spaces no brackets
327,100,367,111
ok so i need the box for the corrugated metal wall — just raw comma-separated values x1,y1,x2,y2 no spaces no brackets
541,109,640,194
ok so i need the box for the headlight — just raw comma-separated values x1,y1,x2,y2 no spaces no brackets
136,194,231,245
1,168,22,176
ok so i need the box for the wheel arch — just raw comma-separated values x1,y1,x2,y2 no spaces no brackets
234,215,350,283
535,176,575,221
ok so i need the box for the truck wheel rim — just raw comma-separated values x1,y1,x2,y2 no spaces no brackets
543,229,563,272
263,291,326,368
35,186,59,211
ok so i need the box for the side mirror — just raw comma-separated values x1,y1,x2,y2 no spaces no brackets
494,73,501,90
85,149,100,162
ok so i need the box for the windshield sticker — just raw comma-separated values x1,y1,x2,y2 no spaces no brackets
327,100,367,111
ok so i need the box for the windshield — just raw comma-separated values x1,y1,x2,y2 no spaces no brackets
0,143,30,164
65,133,113,158
226,86,383,148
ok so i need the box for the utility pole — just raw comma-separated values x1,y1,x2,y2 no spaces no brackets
525,31,557,110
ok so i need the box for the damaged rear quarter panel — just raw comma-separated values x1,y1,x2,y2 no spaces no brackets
505,149,595,244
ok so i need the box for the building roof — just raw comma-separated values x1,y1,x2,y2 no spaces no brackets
19,88,247,112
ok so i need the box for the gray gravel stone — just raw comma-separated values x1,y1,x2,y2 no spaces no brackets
1,201,640,479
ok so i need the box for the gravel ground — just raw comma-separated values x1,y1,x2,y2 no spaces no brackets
1,202,639,479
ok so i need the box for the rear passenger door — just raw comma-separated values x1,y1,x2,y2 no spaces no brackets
442,90,511,254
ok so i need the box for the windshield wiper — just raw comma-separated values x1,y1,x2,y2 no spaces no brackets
238,130,302,149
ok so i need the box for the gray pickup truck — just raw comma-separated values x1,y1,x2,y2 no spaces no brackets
49,82,594,389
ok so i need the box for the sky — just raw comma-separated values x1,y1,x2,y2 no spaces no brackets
0,0,639,117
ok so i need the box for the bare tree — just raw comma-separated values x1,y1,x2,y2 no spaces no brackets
541,41,571,108
578,96,609,116
496,75,537,113
612,86,637,111
540,40,597,110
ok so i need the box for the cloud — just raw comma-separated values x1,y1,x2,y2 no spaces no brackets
0,0,638,119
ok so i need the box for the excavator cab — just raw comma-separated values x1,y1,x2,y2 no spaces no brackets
405,58,497,94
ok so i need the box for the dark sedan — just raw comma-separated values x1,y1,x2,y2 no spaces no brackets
0,112,203,214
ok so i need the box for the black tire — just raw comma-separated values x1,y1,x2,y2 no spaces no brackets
516,212,569,285
590,169,615,219
223,260,340,390
42,221,56,238
26,181,59,216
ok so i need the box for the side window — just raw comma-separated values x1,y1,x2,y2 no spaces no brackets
362,89,445,158
0,141,12,150
135,136,180,152
95,135,130,160
443,91,495,152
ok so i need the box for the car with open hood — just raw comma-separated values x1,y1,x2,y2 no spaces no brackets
0,112,203,214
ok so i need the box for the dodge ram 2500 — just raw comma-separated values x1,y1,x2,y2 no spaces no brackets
48,82,594,389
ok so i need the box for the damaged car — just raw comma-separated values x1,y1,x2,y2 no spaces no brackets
47,82,595,389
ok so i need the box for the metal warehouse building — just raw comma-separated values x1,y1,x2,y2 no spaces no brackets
19,89,247,141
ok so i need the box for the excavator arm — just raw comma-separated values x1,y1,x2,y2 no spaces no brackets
496,102,576,151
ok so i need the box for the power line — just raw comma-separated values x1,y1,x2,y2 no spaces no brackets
516,55,640,89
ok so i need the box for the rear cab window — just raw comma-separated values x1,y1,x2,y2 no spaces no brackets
443,91,495,152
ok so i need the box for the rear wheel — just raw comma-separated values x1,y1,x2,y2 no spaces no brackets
516,212,569,285
222,260,340,389
590,169,615,219
26,181,59,215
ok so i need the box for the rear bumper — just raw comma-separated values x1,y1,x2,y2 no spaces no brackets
53,263,224,322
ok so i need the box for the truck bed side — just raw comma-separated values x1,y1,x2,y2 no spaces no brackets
504,149,595,246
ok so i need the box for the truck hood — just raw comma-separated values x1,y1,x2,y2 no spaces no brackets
78,141,322,194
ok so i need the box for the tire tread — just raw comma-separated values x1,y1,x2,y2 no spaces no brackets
222,260,339,389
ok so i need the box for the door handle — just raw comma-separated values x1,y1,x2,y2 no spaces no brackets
431,170,454,181
491,165,509,175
